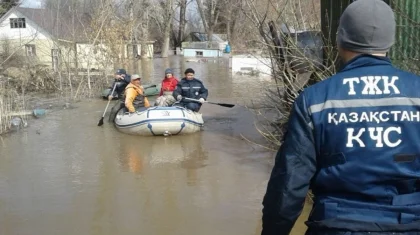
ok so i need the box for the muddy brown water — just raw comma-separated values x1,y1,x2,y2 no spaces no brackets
0,56,310,235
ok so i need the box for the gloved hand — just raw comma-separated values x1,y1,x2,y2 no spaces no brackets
108,95,113,101
177,95,182,101
199,98,205,104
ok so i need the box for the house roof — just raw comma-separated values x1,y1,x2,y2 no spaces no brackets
12,7,91,42
188,32,225,42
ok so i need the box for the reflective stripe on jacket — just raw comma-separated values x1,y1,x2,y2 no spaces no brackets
262,54,420,234
172,77,208,101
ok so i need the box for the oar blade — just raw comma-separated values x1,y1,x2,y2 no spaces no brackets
208,102,235,108
97,117,104,126
217,103,235,108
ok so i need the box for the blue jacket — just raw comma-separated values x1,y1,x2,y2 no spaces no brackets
261,55,420,234
108,74,131,98
173,77,208,102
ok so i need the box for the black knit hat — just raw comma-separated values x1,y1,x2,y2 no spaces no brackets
184,68,195,74
115,68,126,75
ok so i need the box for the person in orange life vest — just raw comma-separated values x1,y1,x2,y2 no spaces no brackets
123,74,150,113
154,68,178,106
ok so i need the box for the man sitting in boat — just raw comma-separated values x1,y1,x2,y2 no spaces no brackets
108,68,131,122
123,74,151,114
108,68,131,100
172,68,208,112
154,68,178,107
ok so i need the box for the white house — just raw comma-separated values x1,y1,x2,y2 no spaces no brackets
0,7,84,69
0,7,155,71
181,32,228,58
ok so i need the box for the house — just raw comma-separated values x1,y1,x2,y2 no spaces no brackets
181,32,228,58
0,7,87,70
0,7,155,71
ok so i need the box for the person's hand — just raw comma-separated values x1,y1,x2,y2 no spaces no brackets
177,95,182,101
199,98,205,104
108,95,113,101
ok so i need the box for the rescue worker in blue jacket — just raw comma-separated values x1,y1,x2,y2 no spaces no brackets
261,0,420,234
108,68,131,122
173,68,208,112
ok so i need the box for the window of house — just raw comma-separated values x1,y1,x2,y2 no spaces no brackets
25,44,36,57
195,51,203,56
10,18,26,29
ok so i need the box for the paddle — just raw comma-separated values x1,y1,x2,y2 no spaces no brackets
98,83,117,126
184,97,235,108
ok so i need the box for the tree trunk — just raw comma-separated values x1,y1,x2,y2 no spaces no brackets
196,0,209,33
196,0,221,45
228,0,241,43
177,0,187,47
161,0,174,58
140,1,150,59
226,12,231,42
129,0,136,58
161,30,171,58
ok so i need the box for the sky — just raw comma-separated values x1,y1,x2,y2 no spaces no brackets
20,0,43,8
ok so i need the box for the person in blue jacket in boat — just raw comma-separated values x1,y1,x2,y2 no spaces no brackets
108,68,131,100
172,68,208,112
108,68,131,122
261,0,420,234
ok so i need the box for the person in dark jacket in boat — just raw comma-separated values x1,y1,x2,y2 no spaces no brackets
123,74,150,113
108,68,132,122
172,68,208,112
261,0,420,234
108,68,131,100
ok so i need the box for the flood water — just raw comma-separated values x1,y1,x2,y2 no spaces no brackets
0,56,310,235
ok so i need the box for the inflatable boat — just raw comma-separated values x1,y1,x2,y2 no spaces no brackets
114,106,204,136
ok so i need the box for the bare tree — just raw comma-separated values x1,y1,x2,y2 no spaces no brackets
139,0,151,58
176,0,188,47
195,0,223,42
161,0,175,57
240,0,326,146
216,0,243,43
225,0,238,42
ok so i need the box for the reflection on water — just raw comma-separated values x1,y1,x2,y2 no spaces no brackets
0,56,310,235
117,133,208,180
